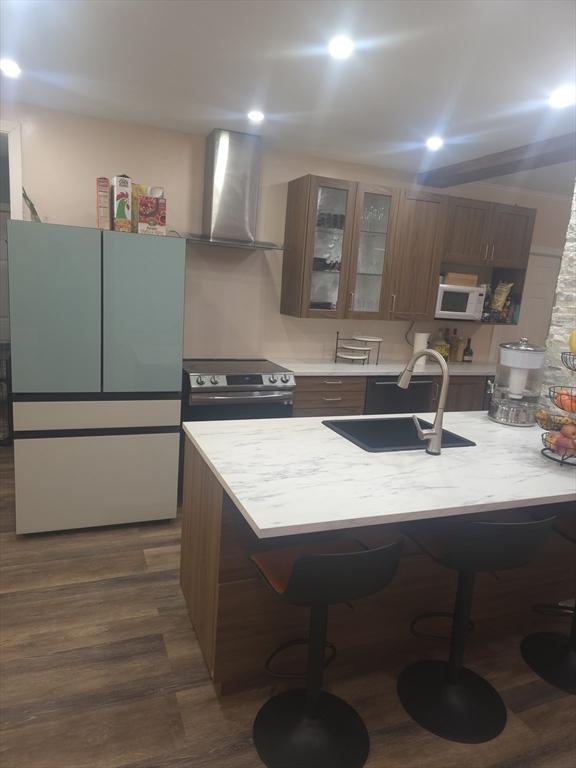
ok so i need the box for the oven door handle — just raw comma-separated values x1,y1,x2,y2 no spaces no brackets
189,391,293,406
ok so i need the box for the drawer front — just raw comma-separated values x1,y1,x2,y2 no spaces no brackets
14,432,179,533
294,376,367,412
294,376,366,393
13,400,181,431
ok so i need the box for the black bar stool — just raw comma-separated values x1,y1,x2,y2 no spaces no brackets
521,513,576,695
398,512,556,743
250,536,403,768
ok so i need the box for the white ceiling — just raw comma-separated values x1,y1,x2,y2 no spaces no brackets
1,0,575,194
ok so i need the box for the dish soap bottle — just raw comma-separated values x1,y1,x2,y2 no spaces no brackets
463,338,474,363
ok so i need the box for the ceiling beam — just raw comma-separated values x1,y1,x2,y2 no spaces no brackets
416,132,576,188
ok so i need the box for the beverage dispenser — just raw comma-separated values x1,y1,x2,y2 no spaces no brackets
488,338,545,426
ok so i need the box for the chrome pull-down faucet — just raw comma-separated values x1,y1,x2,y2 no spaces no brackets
397,348,449,455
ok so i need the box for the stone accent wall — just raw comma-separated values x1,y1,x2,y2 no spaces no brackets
541,187,576,396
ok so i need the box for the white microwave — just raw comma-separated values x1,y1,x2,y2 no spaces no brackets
435,283,486,321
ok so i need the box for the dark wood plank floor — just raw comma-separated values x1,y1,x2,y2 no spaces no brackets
1,444,575,767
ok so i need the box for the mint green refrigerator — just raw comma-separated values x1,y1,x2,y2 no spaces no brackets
8,221,186,533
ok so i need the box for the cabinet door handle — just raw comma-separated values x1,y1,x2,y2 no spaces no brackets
348,292,355,311
390,293,397,315
322,396,343,402
490,243,495,262
483,244,489,262
323,380,343,385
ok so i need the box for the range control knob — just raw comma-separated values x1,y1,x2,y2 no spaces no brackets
210,376,219,386
268,375,278,384
196,376,205,386
281,374,290,384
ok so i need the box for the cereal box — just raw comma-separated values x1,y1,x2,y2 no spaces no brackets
96,177,111,230
111,175,132,232
137,196,166,236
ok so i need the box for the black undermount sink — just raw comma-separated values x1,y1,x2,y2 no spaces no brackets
322,417,476,453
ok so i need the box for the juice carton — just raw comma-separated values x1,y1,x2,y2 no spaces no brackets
111,175,132,232
96,177,111,230
138,195,166,236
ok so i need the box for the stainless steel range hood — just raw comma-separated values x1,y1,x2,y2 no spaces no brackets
184,129,281,251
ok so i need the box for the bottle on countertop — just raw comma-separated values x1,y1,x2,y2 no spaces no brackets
463,337,474,363
449,328,462,362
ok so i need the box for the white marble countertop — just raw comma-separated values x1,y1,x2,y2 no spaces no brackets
271,358,496,377
183,412,575,539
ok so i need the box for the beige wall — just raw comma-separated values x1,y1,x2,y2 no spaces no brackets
3,102,570,362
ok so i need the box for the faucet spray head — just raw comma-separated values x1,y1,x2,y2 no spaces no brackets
397,367,413,389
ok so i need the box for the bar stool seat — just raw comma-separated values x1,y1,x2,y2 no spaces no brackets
252,538,365,595
250,536,403,768
521,512,576,695
398,512,556,743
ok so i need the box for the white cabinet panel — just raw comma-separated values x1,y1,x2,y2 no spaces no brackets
15,432,179,533
13,400,180,431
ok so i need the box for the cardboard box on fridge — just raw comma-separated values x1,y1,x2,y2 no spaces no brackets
138,196,166,236
96,177,111,230
111,175,132,232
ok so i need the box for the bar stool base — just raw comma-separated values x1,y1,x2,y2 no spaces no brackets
397,660,507,743
521,633,576,695
252,689,369,768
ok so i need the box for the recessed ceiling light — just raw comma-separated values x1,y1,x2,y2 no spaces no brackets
425,136,444,151
328,35,355,60
548,84,576,109
247,110,265,123
0,59,21,78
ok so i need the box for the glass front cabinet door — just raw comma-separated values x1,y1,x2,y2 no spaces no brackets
303,176,357,318
280,175,398,319
347,185,396,319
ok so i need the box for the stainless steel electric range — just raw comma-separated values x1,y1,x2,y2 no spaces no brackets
178,359,295,494
182,358,295,420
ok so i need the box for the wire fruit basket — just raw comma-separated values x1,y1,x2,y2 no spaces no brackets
540,363,576,466
560,352,576,372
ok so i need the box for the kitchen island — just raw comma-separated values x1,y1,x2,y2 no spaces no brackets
180,412,575,693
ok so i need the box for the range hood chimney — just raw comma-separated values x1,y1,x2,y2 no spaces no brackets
182,129,281,251
187,129,276,251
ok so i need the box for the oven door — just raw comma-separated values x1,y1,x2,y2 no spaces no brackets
435,285,480,320
185,390,293,420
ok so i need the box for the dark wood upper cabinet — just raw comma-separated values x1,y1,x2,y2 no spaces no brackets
442,197,535,270
444,197,492,265
280,175,398,319
489,203,536,268
281,177,536,323
386,190,448,321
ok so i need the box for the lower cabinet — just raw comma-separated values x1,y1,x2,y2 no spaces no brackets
293,374,489,418
293,376,367,417
432,376,488,412
14,432,179,534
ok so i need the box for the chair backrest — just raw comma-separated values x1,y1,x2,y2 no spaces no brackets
439,515,556,572
282,538,403,607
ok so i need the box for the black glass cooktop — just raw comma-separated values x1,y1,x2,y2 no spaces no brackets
183,359,290,375
323,417,476,453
